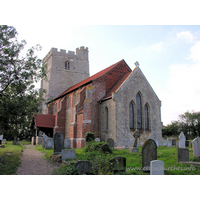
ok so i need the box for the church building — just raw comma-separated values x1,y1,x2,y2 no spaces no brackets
32,46,162,149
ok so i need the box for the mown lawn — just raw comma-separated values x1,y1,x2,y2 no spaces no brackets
36,144,200,175
0,141,31,175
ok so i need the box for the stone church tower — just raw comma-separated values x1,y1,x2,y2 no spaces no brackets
40,46,90,114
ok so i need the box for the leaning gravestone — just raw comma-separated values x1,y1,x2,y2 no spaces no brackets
109,156,126,173
106,138,114,149
53,131,64,155
179,132,186,148
64,138,71,148
62,149,76,160
74,160,92,175
192,137,200,157
150,160,164,175
177,148,189,163
167,140,172,147
141,139,157,171
45,138,53,150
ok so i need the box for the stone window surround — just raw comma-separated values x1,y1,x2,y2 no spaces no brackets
65,60,70,70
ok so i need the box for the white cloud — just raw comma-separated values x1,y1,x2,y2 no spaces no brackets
160,41,200,125
149,42,165,52
177,31,195,43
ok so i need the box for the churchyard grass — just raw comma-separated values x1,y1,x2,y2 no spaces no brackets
0,141,31,175
35,144,200,175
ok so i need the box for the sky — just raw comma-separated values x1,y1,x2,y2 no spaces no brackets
1,1,200,127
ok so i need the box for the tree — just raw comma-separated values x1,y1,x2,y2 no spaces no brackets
162,120,180,137
0,25,46,140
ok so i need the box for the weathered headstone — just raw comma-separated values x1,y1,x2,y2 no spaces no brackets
62,149,76,160
172,139,176,146
36,137,43,145
176,141,179,147
162,139,167,146
12,136,17,145
109,156,126,173
129,129,140,153
16,137,20,145
179,132,186,148
106,138,114,149
43,135,48,148
95,138,100,142
192,137,200,157
167,140,172,147
53,131,64,154
45,138,53,149
0,135,3,145
141,139,157,171
74,160,92,175
64,138,71,148
177,148,189,163
150,160,164,175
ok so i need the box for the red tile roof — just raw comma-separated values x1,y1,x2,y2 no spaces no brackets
52,59,125,101
34,114,55,128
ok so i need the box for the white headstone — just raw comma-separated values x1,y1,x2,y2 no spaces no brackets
62,149,76,160
0,135,3,140
95,138,100,142
150,160,164,175
162,139,167,146
179,132,186,148
168,140,172,147
192,137,200,157
45,138,53,149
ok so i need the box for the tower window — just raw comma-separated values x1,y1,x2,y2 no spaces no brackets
65,61,70,70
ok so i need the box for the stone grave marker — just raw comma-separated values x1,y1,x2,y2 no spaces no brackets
167,140,172,147
109,156,126,173
64,138,71,148
129,129,140,153
95,138,100,142
192,137,200,157
12,136,17,145
74,160,92,175
106,138,114,149
53,131,64,154
0,135,3,145
177,148,189,163
16,137,20,145
43,135,48,148
176,141,179,147
162,139,167,146
36,137,43,145
172,139,176,146
62,149,76,160
150,160,164,175
179,132,186,148
45,138,53,150
141,139,157,171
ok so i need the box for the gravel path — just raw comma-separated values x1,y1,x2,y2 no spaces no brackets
16,145,58,175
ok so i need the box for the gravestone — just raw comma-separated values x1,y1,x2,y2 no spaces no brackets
141,139,157,171
129,129,140,153
150,160,164,175
64,138,71,148
185,140,189,147
179,132,186,148
43,135,48,148
74,160,92,175
192,137,200,157
177,148,189,163
0,135,3,145
53,131,64,154
12,136,17,145
109,156,126,173
62,149,76,160
162,139,167,146
95,138,100,142
36,137,43,145
176,141,179,147
106,138,114,149
45,138,53,150
167,140,172,147
172,139,176,146
16,138,20,145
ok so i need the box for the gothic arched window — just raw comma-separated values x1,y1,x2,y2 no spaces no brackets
129,102,134,129
145,104,149,130
136,93,142,129
105,107,108,130
65,61,70,70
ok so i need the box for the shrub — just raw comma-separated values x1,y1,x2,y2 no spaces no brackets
85,141,112,154
85,132,95,143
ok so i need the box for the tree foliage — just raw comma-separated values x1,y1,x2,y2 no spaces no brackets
0,25,46,140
